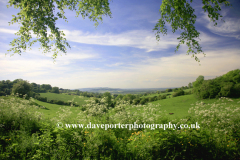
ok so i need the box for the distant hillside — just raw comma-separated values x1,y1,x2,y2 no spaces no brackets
76,87,171,94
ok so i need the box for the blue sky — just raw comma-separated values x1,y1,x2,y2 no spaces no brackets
0,0,240,89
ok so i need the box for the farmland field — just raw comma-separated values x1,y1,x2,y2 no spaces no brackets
40,92,90,106
32,99,83,122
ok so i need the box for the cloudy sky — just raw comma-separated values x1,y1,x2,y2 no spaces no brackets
0,0,240,89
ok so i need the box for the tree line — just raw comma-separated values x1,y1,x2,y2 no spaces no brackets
193,69,240,99
0,78,194,106
0,79,105,98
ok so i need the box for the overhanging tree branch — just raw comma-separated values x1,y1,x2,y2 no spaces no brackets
153,0,231,62
6,0,112,59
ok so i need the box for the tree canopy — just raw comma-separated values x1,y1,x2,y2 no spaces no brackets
193,69,240,99
6,0,231,62
11,80,32,98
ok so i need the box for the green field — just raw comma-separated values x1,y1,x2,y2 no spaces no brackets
35,92,240,124
32,99,83,122
35,92,199,121
40,92,90,106
150,94,240,119
141,88,193,99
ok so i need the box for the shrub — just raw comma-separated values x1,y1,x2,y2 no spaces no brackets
193,69,240,99
166,89,172,92
195,79,220,99
148,96,157,102
172,90,184,97
139,98,148,105
11,80,32,99
232,83,240,97
36,96,48,102
132,98,140,105
51,87,60,94
161,94,167,99
184,90,192,95
56,100,65,105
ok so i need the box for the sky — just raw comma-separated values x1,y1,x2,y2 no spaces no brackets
0,0,240,89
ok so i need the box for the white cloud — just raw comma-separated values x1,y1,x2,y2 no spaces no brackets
35,48,240,88
62,29,180,52
0,48,98,80
0,28,18,34
0,0,8,4
105,62,123,67
1,47,239,89
201,12,240,40
0,26,221,56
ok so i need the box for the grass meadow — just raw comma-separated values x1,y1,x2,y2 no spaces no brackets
0,93,240,159
141,88,193,99
40,93,89,106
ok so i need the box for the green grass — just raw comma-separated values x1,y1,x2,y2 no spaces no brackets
141,92,171,98
32,99,82,122
149,94,206,120
30,92,240,123
149,94,240,120
40,92,90,106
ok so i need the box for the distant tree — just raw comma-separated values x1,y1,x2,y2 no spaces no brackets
166,89,172,92
233,83,240,97
31,83,38,88
172,90,184,97
115,94,123,100
218,82,234,97
149,96,157,102
196,75,204,83
133,98,141,105
197,79,220,99
173,88,178,92
0,80,12,96
181,86,188,90
161,94,167,99
51,87,60,94
12,80,32,98
193,69,240,99
193,75,204,93
184,90,192,95
31,82,40,93
41,84,52,91
123,94,136,101
112,94,118,99
12,79,24,84
139,97,148,105
188,82,193,88
221,69,239,82
45,84,52,91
